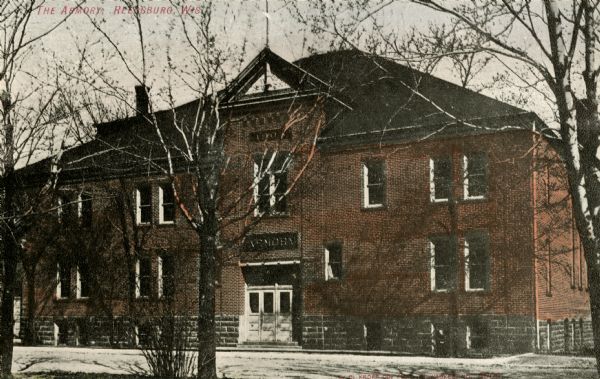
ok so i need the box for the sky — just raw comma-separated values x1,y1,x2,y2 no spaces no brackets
23,0,557,121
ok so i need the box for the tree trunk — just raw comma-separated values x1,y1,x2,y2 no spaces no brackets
23,270,35,345
197,207,218,379
0,169,17,376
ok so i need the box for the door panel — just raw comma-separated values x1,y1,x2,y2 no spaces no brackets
245,286,293,343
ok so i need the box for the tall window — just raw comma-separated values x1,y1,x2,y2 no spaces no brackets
430,157,452,202
463,153,487,199
76,262,90,299
362,160,385,208
158,255,175,299
136,257,152,298
325,242,343,280
159,185,175,224
466,320,489,350
465,233,490,291
136,186,152,224
430,236,457,291
56,262,71,299
78,193,92,227
254,152,290,215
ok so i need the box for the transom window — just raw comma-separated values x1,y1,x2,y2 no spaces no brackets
463,153,487,199
430,236,457,292
136,186,152,224
362,160,385,207
430,157,452,202
254,152,290,215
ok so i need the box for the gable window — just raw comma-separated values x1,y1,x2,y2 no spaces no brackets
430,157,452,202
430,236,457,292
465,233,490,291
136,257,152,298
76,262,90,299
463,153,487,199
136,186,152,224
325,242,343,280
159,185,175,224
78,193,92,227
362,160,385,208
254,152,290,215
56,262,71,299
158,255,175,299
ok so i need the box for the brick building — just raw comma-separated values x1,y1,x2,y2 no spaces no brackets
18,48,592,355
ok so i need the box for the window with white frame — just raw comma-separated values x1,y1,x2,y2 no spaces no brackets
466,320,489,349
76,262,90,298
78,193,92,227
325,242,343,280
136,257,152,298
465,233,490,291
159,185,175,224
430,236,457,292
253,152,290,215
430,157,452,202
362,160,385,208
56,262,71,299
158,254,175,299
136,186,152,224
463,153,487,199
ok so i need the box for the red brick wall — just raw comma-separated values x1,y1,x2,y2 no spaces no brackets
533,139,590,321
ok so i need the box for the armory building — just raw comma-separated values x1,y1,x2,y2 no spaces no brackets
18,48,592,356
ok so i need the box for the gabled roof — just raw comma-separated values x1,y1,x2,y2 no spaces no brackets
290,49,539,147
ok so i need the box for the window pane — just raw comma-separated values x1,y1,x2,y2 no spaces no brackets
162,186,174,203
368,184,384,205
60,264,71,298
263,292,274,313
81,194,92,227
273,172,288,213
79,263,90,298
139,187,151,206
257,176,271,214
163,204,175,222
327,243,343,279
249,292,259,313
279,292,291,313
434,158,452,199
467,235,489,290
162,256,175,298
139,258,151,297
467,154,487,197
434,238,456,290
140,206,152,224
367,162,384,185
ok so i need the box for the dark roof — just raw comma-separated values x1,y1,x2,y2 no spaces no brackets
17,48,543,184
293,49,538,147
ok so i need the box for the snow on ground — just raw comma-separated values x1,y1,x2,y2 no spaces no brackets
11,346,599,378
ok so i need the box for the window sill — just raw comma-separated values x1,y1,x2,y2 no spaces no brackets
432,289,454,293
462,196,488,203
74,297,89,301
255,212,290,219
465,288,489,293
361,204,386,211
430,198,450,204
157,221,176,227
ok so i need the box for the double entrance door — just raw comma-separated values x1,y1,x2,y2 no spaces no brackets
245,285,292,343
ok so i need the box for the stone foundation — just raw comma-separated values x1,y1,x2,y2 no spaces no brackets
302,314,537,355
538,318,594,353
26,314,240,348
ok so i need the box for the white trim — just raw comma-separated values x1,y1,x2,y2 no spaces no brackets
158,185,175,224
324,247,330,280
56,264,63,299
463,154,486,200
157,256,163,298
430,158,449,203
362,161,384,208
464,236,487,292
77,193,83,218
135,187,151,225
429,241,438,291
76,265,88,299
238,260,300,267
135,259,142,298
53,323,59,346
466,325,472,350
